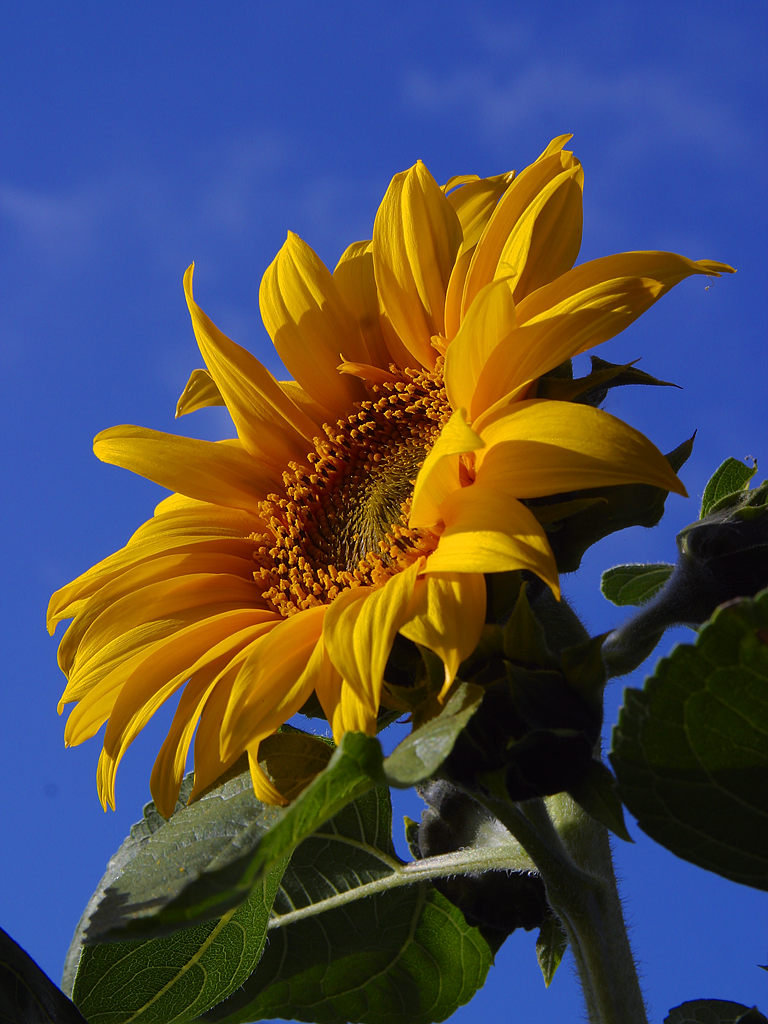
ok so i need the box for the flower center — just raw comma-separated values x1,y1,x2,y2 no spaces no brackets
254,365,450,617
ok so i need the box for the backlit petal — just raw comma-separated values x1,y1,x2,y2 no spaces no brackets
425,478,559,596
461,147,582,319
260,232,367,416
94,426,274,510
443,277,517,417
323,559,421,730
220,606,327,757
185,264,319,462
373,161,462,367
400,572,486,698
410,409,484,530
175,368,223,417
478,399,687,497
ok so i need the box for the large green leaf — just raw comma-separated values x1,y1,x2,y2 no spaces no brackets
80,773,283,945
203,787,495,1024
82,732,384,945
0,928,87,1024
665,999,767,1024
611,588,768,890
72,878,285,1024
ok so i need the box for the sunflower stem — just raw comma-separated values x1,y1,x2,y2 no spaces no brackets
478,791,648,1024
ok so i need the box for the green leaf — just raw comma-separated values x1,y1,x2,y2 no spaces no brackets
611,588,768,890
80,772,283,944
72,876,285,1024
0,928,87,1024
665,999,767,1024
567,760,632,841
87,732,384,944
700,457,758,517
383,682,484,787
601,563,675,606
204,787,495,1024
535,914,568,988
534,435,694,573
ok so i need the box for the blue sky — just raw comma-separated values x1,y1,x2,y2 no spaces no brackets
2,2,766,1020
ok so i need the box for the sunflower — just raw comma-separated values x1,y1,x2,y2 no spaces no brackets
48,135,732,816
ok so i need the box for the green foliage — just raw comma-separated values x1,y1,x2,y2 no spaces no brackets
601,563,675,606
537,355,677,405
611,588,768,890
203,787,495,1024
0,928,86,1024
665,999,767,1024
566,760,631,841
77,773,283,945
383,682,484,787
535,914,569,988
700,457,758,517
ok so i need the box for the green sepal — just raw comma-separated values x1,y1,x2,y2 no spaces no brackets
0,927,87,1024
535,914,569,988
567,759,632,842
560,633,608,706
403,816,421,860
665,999,767,1024
601,562,675,606
537,354,677,405
502,582,558,668
611,588,768,890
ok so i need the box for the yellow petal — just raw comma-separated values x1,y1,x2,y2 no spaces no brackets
477,399,687,498
443,246,475,341
424,476,560,596
461,147,581,320
60,577,270,709
150,662,237,816
333,239,405,368
221,605,327,758
400,572,486,698
443,278,517,418
47,506,259,632
496,163,583,300
373,161,462,367
56,551,256,674
185,264,319,463
175,368,224,417
516,250,735,325
65,607,274,748
445,171,515,254
259,232,367,416
471,251,736,425
410,409,484,530
94,426,274,510
323,559,422,730
97,619,273,810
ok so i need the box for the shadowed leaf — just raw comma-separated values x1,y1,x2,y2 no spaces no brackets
611,589,768,890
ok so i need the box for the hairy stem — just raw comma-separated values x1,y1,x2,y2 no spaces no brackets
479,792,648,1024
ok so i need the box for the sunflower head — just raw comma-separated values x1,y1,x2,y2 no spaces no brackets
48,136,734,816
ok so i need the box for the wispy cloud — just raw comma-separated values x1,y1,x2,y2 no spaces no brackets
401,10,751,167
